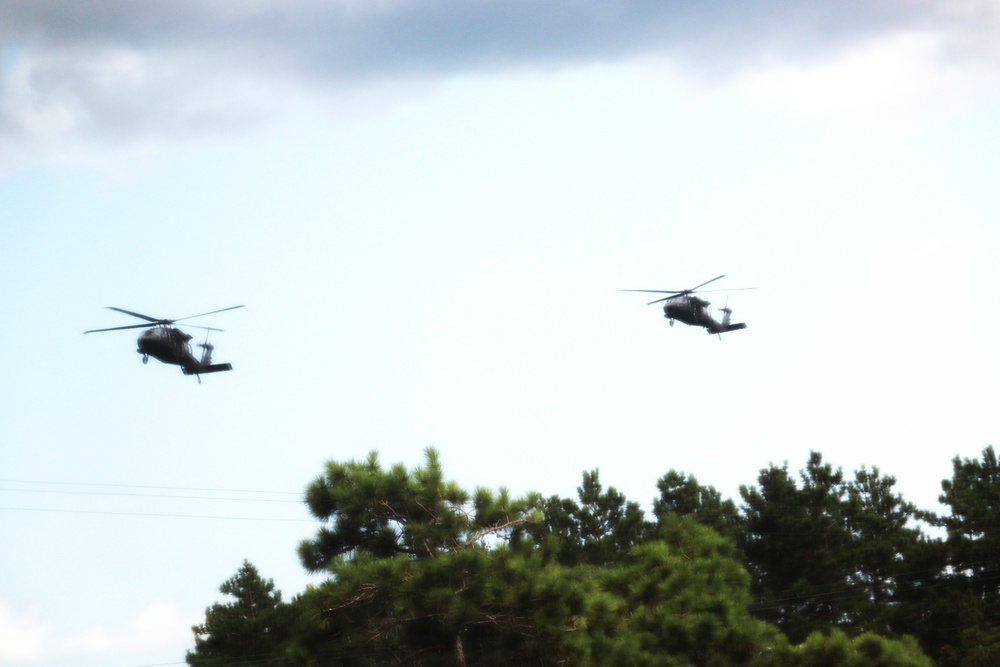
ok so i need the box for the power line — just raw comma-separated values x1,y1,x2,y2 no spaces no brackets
0,506,314,522
0,478,300,496
0,486,301,503
0,478,310,521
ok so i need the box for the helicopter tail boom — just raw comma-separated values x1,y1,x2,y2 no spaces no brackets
707,322,747,334
182,363,234,375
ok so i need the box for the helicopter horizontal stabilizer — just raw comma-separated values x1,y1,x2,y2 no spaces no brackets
708,322,747,334
182,363,233,375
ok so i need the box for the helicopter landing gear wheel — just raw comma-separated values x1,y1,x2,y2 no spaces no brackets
142,354,149,364
669,320,674,327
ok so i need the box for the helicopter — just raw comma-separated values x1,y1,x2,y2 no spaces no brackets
85,306,244,382
622,275,753,335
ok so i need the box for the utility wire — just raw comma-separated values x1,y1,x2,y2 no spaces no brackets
0,478,310,521
0,487,301,503
0,478,300,495
0,506,314,521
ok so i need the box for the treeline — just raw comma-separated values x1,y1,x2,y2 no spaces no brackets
187,446,1000,666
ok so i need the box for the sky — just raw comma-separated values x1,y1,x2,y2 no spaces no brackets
2,1,999,665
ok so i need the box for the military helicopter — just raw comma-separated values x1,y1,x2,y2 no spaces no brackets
623,275,753,336
85,306,244,382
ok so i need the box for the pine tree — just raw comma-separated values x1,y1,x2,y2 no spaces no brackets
513,469,649,566
653,469,742,542
296,448,537,665
294,450,793,664
187,560,295,667
740,452,855,641
842,465,924,635
931,445,1000,665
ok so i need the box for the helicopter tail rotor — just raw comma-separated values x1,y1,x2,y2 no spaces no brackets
716,296,732,340
198,327,220,365
718,296,732,324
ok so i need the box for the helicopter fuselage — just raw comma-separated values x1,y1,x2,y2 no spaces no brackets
137,327,233,375
138,327,195,365
663,295,746,334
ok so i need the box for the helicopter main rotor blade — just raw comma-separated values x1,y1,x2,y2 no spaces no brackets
84,323,155,334
620,289,684,294
174,305,245,322
106,307,165,323
84,323,225,334
622,276,727,296
622,278,753,306
689,275,726,292
620,290,683,306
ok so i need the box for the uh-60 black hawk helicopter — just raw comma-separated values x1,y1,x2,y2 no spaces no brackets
623,275,753,336
85,306,244,382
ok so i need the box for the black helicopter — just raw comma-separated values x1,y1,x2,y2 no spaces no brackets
85,306,244,381
623,275,753,335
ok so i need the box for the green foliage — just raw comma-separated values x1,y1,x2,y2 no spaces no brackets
739,453,856,641
605,519,786,666
298,448,533,571
842,465,925,635
654,469,743,543
512,469,649,566
738,452,927,643
938,445,1000,599
187,560,296,667
190,447,968,666
927,445,1000,666
293,452,796,665
295,448,541,664
786,629,932,667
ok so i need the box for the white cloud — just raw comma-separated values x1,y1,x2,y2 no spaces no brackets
62,602,195,657
0,603,50,663
736,30,999,127
1,0,998,168
0,601,194,664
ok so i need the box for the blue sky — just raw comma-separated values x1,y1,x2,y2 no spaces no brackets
3,2,1000,665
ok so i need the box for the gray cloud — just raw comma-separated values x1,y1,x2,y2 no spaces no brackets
0,1,946,75
1,0,996,153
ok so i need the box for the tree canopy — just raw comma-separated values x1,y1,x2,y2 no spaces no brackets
187,560,295,667
186,445,1000,666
